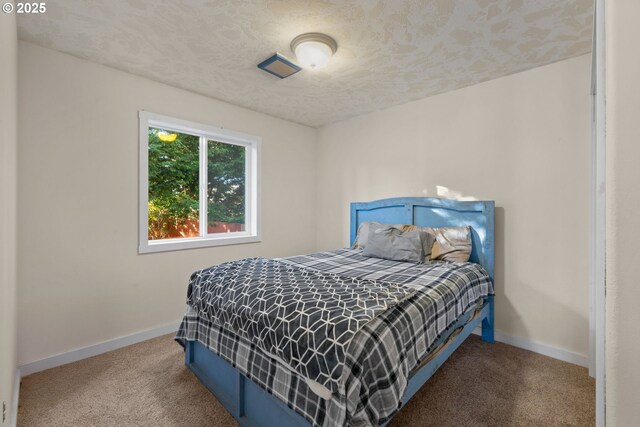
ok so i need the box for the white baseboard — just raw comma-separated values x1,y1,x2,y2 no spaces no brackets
16,321,587,380
19,321,181,377
473,327,589,367
10,368,20,427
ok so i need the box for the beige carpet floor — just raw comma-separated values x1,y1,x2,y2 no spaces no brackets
18,334,594,427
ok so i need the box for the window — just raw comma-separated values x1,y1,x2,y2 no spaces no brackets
139,111,260,253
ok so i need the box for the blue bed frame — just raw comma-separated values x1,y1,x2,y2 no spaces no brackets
184,197,495,426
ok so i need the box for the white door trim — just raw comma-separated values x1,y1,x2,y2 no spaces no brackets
591,0,606,425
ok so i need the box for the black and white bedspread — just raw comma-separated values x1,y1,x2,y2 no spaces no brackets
176,249,493,427
183,256,418,393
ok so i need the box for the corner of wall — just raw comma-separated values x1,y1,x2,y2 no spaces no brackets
312,125,323,252
0,3,19,426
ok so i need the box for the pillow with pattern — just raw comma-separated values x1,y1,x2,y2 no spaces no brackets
401,224,472,263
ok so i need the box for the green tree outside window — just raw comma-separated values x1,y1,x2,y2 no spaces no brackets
148,128,245,240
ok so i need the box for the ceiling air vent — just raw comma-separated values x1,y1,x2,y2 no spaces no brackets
257,53,301,79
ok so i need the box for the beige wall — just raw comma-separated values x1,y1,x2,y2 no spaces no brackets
16,39,594,376
17,42,318,365
0,2,18,423
605,0,640,425
316,55,591,358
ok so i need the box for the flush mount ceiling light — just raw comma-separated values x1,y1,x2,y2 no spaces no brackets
290,33,338,70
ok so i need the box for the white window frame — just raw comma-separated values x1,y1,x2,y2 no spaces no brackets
139,111,261,253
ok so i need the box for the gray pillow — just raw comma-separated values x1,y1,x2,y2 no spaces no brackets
352,221,404,249
362,226,428,263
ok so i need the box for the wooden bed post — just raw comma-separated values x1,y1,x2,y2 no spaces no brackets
481,295,495,343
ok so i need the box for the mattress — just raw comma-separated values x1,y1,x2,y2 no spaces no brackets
176,248,493,426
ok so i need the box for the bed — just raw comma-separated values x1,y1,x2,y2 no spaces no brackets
176,197,495,427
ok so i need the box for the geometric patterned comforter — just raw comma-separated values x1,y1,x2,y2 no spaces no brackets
176,249,493,426
183,256,418,394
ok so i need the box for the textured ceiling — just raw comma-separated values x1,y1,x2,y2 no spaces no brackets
17,0,593,127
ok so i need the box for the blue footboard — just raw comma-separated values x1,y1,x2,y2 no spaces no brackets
186,340,309,427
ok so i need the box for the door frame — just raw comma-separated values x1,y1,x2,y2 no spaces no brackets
590,0,606,425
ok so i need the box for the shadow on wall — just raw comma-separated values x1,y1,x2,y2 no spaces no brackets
493,206,523,337
493,206,587,354
493,206,533,341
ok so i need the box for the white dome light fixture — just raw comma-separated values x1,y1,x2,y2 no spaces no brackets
291,33,338,70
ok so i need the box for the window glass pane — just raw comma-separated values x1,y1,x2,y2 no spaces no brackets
207,140,246,234
148,127,200,240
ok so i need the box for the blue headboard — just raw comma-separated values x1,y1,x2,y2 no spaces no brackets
350,197,495,281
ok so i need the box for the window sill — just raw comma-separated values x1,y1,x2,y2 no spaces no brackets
139,233,261,254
